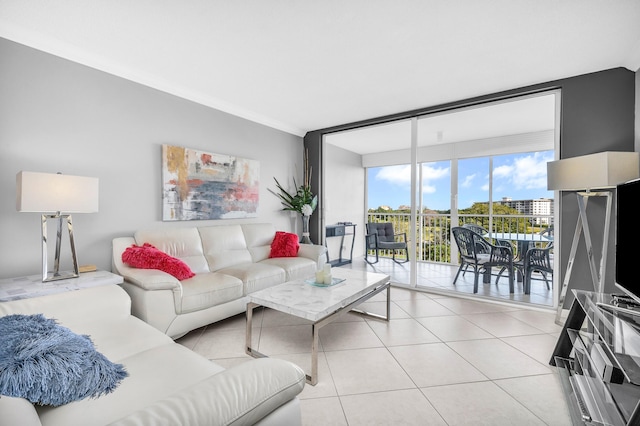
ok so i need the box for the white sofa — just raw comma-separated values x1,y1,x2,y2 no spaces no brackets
0,284,306,426
112,223,326,339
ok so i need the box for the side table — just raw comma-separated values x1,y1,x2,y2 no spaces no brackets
0,270,123,302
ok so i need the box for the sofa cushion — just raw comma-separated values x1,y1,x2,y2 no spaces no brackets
269,232,300,258
217,263,286,295
110,358,305,426
199,225,253,271
122,243,195,280
135,228,209,274
242,223,278,262
36,344,223,426
0,314,128,407
177,272,244,314
0,395,42,426
260,257,317,282
0,285,176,364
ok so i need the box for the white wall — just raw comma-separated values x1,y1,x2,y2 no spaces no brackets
0,38,304,279
322,142,365,261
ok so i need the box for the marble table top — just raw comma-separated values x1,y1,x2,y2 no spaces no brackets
247,268,390,322
0,270,123,302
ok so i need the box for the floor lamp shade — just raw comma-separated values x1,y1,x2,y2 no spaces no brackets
16,171,99,282
546,151,640,324
547,151,640,191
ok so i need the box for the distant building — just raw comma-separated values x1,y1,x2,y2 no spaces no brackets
498,197,553,225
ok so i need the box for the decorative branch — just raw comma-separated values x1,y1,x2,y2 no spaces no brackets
269,149,317,215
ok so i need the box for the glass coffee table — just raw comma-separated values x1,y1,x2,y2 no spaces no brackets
245,268,390,385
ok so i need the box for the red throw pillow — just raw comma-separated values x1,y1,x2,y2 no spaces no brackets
121,243,195,280
269,231,300,258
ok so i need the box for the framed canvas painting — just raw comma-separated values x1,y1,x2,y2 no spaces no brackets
162,144,259,220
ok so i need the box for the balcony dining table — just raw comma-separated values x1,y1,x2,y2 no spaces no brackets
486,232,553,282
489,232,553,255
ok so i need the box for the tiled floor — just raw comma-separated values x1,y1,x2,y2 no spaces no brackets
177,264,572,426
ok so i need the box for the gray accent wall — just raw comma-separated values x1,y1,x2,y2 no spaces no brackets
0,38,304,279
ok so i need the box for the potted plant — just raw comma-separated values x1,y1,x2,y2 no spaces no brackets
269,150,317,243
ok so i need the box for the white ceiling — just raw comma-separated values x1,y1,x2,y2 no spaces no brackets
1,0,639,139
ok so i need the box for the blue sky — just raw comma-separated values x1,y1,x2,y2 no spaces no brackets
368,150,555,211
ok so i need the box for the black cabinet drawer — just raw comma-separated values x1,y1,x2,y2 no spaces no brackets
326,225,345,237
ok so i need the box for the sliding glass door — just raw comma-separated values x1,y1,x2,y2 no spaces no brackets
325,90,559,306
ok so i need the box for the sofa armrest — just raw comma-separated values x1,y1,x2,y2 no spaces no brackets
113,236,181,291
298,243,327,268
118,267,182,291
111,358,305,426
0,396,42,426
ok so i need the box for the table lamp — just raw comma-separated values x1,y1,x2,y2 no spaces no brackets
16,171,99,282
547,151,640,322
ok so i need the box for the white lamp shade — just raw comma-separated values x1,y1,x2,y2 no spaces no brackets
547,151,640,191
16,171,99,213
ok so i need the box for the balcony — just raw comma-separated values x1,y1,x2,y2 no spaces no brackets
350,212,554,307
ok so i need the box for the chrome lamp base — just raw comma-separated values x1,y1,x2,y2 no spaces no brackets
41,213,79,282
555,191,612,324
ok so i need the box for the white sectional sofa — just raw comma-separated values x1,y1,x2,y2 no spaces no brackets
112,223,326,339
0,284,306,426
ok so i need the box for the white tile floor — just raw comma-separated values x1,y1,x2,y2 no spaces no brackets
177,267,572,426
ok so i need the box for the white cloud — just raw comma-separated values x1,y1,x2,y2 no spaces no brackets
422,164,449,180
496,151,554,190
375,164,449,191
375,165,411,185
422,184,437,194
493,164,514,178
461,173,476,188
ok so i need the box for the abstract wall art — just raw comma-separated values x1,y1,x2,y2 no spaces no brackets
162,144,259,220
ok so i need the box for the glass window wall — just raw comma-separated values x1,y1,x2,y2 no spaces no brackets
326,91,559,307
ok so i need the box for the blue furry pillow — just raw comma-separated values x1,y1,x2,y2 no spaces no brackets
0,314,128,406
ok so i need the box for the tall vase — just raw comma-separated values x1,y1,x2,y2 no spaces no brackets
301,215,312,244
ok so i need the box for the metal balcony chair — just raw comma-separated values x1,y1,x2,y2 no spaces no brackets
539,225,554,248
462,223,488,235
462,223,491,253
462,223,513,276
452,226,515,293
462,223,512,251
496,227,554,288
522,246,554,294
460,223,491,277
365,222,409,264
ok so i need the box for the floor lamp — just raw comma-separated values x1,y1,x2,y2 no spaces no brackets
547,152,640,324
16,171,99,282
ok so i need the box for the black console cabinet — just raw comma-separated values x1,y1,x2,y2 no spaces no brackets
325,224,356,267
550,290,640,425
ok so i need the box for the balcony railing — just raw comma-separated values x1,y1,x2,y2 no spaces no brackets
366,212,554,264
